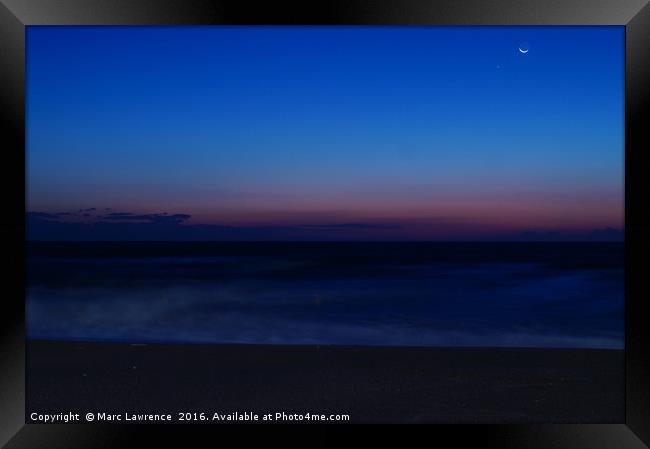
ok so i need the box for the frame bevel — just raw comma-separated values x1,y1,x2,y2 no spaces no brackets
1,1,648,447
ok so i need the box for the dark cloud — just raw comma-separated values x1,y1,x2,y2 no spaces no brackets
515,228,623,242
103,212,135,218
27,209,405,241
299,223,401,230
28,210,92,221
589,227,623,241
101,212,191,224
27,212,61,220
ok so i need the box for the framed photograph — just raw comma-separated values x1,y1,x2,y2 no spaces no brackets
1,0,649,447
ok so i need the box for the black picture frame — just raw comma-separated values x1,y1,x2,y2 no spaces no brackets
1,0,649,446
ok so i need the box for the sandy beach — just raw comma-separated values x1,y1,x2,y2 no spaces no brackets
27,340,624,423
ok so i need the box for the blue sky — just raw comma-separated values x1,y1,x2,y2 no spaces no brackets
26,26,624,240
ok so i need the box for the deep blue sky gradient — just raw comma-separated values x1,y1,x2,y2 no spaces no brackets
26,26,624,240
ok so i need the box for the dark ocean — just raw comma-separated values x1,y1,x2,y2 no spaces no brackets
26,242,624,349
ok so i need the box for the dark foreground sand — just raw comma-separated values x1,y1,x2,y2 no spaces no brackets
27,341,623,423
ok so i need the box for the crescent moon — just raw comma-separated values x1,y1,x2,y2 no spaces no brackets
518,47,529,54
